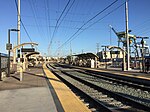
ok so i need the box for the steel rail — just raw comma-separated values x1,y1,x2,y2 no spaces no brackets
47,64,112,112
47,63,150,111
57,63,150,87
76,70,150,92
61,70,150,111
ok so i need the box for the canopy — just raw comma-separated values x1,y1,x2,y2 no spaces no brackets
25,52,40,57
73,53,98,59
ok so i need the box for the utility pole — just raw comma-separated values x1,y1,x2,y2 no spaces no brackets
109,27,112,45
102,45,108,69
96,43,99,54
17,0,20,46
8,30,11,77
17,0,21,64
7,29,19,77
17,0,23,81
136,36,149,72
141,38,145,72
123,46,126,71
48,45,50,56
70,42,72,64
70,42,72,56
125,0,130,70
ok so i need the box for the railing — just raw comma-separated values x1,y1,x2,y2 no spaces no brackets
0,53,8,80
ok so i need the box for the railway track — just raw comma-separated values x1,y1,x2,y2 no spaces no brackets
57,63,150,92
76,70,150,92
58,63,150,87
47,63,150,112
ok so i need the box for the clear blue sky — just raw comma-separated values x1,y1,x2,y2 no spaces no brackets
0,0,150,57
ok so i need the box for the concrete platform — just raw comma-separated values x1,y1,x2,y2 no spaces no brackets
0,64,57,112
43,64,91,112
0,87,56,112
0,64,91,112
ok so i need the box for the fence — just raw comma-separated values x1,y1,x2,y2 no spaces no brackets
0,53,8,80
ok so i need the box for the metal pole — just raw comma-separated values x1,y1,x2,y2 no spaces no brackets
125,0,130,70
17,0,20,46
123,47,126,71
70,42,72,64
17,0,23,81
110,27,112,45
105,46,107,69
141,38,145,72
97,43,99,54
8,29,10,77
17,0,21,63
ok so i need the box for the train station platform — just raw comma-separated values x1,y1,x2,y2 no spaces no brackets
0,63,90,112
61,64,150,81
93,67,150,81
43,63,91,112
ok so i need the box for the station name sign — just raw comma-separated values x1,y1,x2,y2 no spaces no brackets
110,51,120,54
21,48,35,52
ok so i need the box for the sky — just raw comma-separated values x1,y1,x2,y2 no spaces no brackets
0,0,150,57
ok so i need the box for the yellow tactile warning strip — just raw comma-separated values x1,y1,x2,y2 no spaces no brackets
43,64,91,112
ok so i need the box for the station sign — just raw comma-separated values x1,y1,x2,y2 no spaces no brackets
21,48,35,52
110,51,120,54
6,43,12,50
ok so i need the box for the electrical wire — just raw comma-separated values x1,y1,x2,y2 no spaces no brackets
55,0,119,53
46,0,52,55
28,0,46,41
48,0,71,48
58,0,76,28
15,0,33,42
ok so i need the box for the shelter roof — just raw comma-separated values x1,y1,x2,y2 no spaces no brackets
25,52,40,57
144,55,150,59
73,53,98,59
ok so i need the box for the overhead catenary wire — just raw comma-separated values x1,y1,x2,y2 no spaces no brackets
46,0,52,55
45,0,51,41
28,0,46,41
48,0,72,48
55,0,119,53
72,1,126,42
57,0,76,29
59,0,79,44
15,0,46,54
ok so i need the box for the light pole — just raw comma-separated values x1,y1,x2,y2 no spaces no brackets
141,38,145,72
125,0,130,70
101,45,109,69
136,36,149,72
7,29,19,77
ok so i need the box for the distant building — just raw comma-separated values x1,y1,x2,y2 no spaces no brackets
97,50,123,67
97,50,123,61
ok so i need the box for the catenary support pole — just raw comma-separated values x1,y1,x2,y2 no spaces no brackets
125,0,130,70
